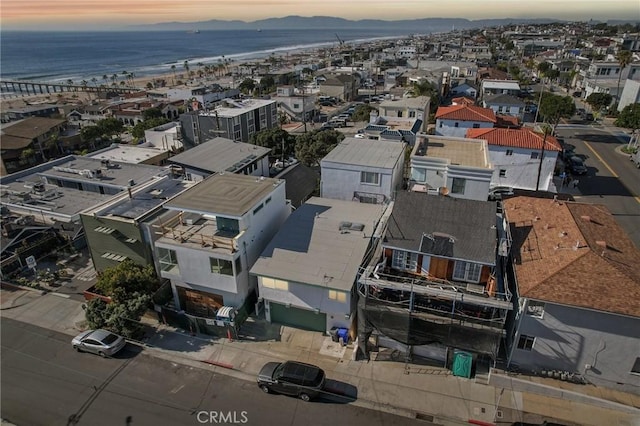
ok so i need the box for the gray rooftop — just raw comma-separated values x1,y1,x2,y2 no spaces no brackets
168,137,270,174
385,192,497,265
379,96,430,109
164,173,284,217
321,138,405,169
413,135,490,169
483,93,526,106
250,197,385,291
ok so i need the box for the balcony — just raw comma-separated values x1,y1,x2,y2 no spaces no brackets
154,211,240,253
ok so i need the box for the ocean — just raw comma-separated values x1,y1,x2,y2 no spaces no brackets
0,29,410,84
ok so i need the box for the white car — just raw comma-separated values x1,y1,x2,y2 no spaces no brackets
72,329,126,357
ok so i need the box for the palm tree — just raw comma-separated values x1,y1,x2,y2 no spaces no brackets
103,75,109,85
615,49,633,106
183,60,190,74
171,64,177,84
90,77,98,87
111,74,118,85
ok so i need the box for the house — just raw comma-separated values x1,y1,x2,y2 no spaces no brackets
250,197,386,332
179,98,278,145
143,122,183,152
318,74,357,102
154,84,240,108
80,174,196,273
2,104,60,123
448,82,478,99
451,96,475,106
356,192,512,365
167,137,271,182
275,86,317,122
466,127,561,192
320,137,406,204
273,163,319,208
409,134,493,201
504,197,640,393
1,117,75,176
86,144,172,167
617,79,640,111
360,112,424,145
480,80,521,99
435,105,496,137
151,173,290,323
377,96,431,122
481,94,526,121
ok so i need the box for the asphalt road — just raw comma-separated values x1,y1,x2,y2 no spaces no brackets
556,123,640,247
1,318,423,426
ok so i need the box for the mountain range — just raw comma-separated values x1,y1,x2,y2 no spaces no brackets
125,15,562,32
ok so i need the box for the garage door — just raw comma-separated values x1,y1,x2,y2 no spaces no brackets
269,302,326,332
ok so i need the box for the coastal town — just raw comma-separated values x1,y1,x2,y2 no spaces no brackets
1,20,640,426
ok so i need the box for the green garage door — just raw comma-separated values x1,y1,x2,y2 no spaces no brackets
269,302,326,332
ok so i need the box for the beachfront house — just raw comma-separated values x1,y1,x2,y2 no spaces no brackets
275,86,317,123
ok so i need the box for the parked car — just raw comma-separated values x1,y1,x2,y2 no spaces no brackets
585,113,594,121
488,186,514,201
567,156,587,175
257,361,326,402
72,329,126,357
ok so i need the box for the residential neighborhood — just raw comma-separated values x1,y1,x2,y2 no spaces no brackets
1,18,640,426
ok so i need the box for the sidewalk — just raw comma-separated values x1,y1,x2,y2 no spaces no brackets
1,287,638,426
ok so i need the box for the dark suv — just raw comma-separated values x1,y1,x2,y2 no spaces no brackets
257,361,326,401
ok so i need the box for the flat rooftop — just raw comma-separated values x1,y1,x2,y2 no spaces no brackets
199,98,275,118
321,137,405,169
168,137,270,173
250,197,386,291
413,135,490,169
164,173,283,217
87,144,170,164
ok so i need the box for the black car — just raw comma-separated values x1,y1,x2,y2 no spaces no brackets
257,361,326,402
568,156,587,175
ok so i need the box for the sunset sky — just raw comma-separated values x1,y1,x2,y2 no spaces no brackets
2,0,638,31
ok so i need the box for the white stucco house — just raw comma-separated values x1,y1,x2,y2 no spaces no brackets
480,79,521,99
409,134,493,201
151,173,290,320
435,104,496,137
465,127,561,192
320,137,406,204
250,197,387,332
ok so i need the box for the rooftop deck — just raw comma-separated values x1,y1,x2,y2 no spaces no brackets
154,211,239,253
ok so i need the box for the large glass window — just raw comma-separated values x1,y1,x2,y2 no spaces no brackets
411,168,426,183
392,250,418,271
158,248,179,274
360,171,380,185
328,290,347,303
262,277,289,290
210,257,233,276
453,261,482,283
517,334,535,351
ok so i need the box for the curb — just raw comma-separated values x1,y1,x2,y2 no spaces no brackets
1,281,47,295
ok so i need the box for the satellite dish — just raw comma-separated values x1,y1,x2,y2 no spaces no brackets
439,187,450,196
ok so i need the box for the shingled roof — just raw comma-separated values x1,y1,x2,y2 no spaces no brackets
504,196,640,317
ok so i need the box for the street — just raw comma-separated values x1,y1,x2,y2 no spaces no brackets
555,123,640,247
1,318,424,426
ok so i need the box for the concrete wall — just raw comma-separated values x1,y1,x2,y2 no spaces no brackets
617,79,640,112
320,162,400,203
511,300,640,392
411,156,493,201
259,278,351,331
488,146,558,191
435,119,493,137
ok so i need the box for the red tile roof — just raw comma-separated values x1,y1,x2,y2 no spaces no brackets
465,127,561,151
434,104,497,123
495,115,520,128
504,197,640,317
452,96,475,105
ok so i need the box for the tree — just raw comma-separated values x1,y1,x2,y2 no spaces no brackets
537,62,552,77
294,129,344,166
408,80,436,97
238,78,256,95
615,50,633,106
94,259,158,298
352,104,376,122
615,103,640,148
259,76,275,94
142,107,163,121
538,93,576,132
131,117,171,139
20,148,36,163
170,64,177,83
586,92,613,112
84,292,151,339
250,127,295,158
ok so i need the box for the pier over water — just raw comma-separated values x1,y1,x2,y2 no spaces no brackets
0,79,142,97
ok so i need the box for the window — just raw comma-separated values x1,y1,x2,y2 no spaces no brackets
409,111,416,118
265,197,271,205
473,123,480,128
360,171,380,185
506,149,513,156
517,334,535,351
392,250,418,271
157,248,179,273
454,122,459,128
453,261,482,283
235,258,242,274
210,257,233,276
451,177,466,194
411,168,426,183
253,203,264,215
631,358,640,376
262,277,289,290
531,152,539,159
499,169,506,177
527,300,545,318
328,290,348,303
439,121,443,128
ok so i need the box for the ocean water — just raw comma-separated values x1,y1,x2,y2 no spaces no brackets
0,29,409,84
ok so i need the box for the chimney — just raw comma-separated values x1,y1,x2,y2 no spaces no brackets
581,215,591,222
